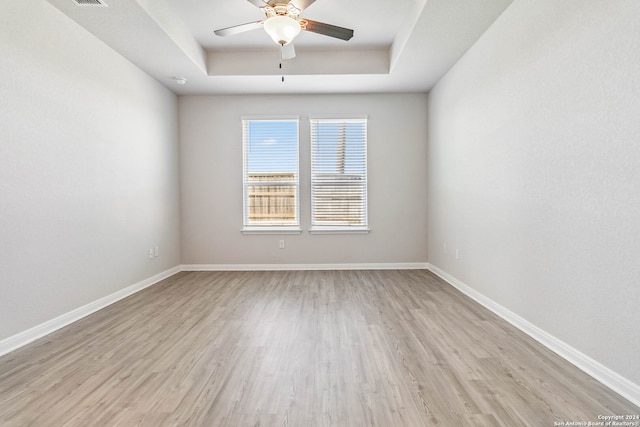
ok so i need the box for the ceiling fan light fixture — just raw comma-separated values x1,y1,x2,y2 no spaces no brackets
263,15,301,45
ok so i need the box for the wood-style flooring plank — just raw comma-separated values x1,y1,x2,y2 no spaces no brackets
0,270,638,426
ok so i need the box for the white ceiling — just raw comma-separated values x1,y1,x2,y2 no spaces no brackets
46,0,513,95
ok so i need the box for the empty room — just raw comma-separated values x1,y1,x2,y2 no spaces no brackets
1,0,639,425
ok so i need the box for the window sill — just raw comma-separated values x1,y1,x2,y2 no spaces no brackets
309,227,371,235
242,227,302,235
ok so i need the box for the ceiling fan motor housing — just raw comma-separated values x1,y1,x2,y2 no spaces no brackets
263,3,301,19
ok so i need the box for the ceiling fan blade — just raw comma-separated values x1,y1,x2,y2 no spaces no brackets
290,0,316,11
246,0,268,8
214,21,263,37
302,19,354,41
281,42,296,60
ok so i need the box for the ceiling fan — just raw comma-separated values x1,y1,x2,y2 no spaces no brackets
214,0,354,60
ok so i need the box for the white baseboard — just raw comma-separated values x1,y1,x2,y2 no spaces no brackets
181,262,430,271
0,266,181,357
427,263,640,408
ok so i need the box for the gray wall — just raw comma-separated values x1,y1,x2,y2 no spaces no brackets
0,1,182,341
179,94,428,266
427,0,640,385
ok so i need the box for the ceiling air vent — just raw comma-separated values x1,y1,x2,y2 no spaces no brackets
72,0,108,7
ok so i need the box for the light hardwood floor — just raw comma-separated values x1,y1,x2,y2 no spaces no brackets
0,270,638,426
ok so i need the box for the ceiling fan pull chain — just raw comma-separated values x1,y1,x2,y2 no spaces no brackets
280,46,284,82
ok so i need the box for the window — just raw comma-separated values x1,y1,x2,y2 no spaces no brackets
310,117,368,233
242,118,300,233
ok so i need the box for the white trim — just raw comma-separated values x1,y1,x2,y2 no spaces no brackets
182,263,429,271
0,266,181,357
241,114,300,121
241,227,302,235
308,115,368,121
427,263,640,408
309,227,370,235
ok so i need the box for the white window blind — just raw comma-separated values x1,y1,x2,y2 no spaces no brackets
242,119,300,231
310,118,368,232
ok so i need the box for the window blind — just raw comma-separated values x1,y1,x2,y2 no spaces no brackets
310,118,368,230
242,119,299,229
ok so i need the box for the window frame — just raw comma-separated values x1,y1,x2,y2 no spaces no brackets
309,116,370,234
241,116,302,235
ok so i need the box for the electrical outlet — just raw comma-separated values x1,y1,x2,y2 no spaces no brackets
279,240,285,249
148,248,154,259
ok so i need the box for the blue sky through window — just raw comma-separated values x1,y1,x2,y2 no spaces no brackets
245,120,298,174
